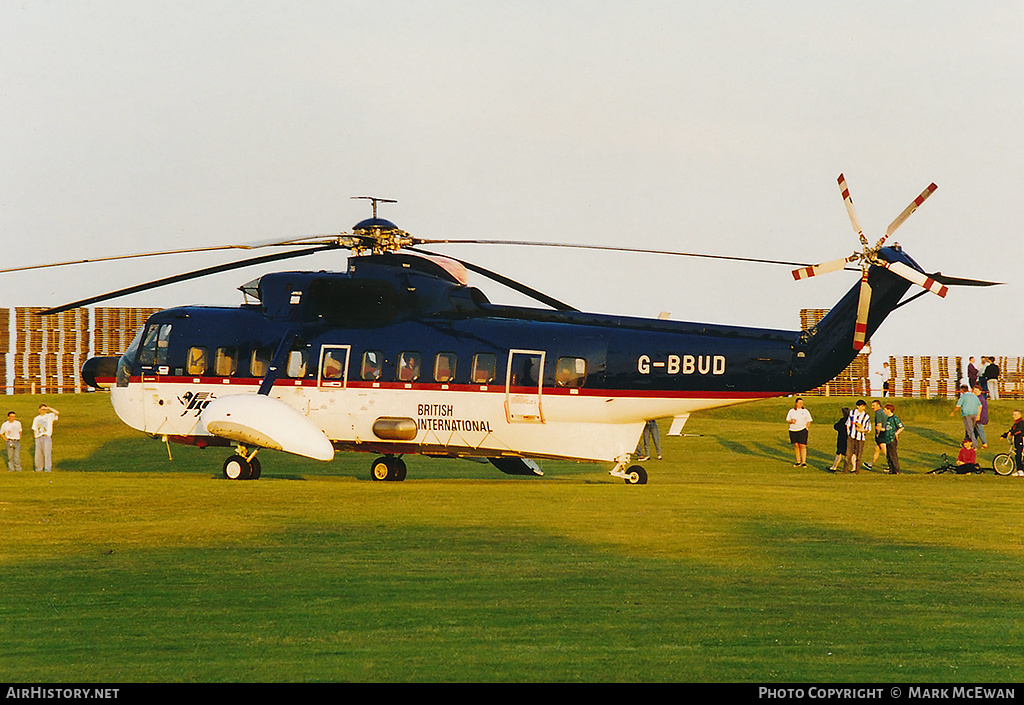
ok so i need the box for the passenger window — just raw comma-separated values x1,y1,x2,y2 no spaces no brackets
286,349,307,378
322,349,347,380
250,348,272,378
556,357,587,388
361,350,383,381
214,347,238,377
434,352,457,382
471,353,496,384
397,352,421,382
186,347,208,376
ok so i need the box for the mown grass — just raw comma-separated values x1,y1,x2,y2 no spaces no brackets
1,393,1023,682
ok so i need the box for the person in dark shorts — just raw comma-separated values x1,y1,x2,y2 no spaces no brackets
786,398,813,467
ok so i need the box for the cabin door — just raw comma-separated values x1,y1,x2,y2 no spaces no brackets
505,349,545,423
317,345,351,389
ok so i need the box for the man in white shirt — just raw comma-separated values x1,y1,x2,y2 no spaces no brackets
32,404,59,472
1,411,23,472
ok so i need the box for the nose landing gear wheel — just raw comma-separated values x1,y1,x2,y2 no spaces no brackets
371,456,407,482
624,465,648,485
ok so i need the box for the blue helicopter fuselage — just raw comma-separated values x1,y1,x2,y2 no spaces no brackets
86,248,917,471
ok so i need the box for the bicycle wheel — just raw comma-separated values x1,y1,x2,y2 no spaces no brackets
992,453,1015,476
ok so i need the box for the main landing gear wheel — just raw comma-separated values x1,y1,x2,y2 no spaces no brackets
371,456,407,482
223,455,252,480
624,465,648,485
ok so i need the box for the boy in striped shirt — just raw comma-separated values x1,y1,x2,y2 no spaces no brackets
843,400,872,474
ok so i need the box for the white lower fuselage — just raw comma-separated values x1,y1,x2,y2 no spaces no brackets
112,375,772,464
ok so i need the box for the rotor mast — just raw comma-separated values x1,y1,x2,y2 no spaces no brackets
348,196,413,255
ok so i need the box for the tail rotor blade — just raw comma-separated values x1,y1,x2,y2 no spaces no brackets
882,260,949,298
854,272,872,350
878,182,937,249
838,174,868,246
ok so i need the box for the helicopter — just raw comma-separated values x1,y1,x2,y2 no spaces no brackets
11,177,997,483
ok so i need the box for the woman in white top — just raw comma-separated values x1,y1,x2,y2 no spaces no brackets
786,398,813,467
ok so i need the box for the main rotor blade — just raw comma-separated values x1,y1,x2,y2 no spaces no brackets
838,174,868,246
878,182,937,249
414,238,811,268
927,272,1003,287
0,244,262,276
881,260,948,298
792,254,856,281
0,233,352,276
41,245,339,315
409,247,578,311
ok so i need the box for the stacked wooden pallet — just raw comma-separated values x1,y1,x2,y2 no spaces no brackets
992,356,1023,399
2,307,159,393
800,309,870,396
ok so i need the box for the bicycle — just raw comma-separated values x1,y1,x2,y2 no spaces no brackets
992,438,1021,476
928,452,982,475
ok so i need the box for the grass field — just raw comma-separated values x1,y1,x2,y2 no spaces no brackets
1,393,1023,682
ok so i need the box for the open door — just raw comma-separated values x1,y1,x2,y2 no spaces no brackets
317,345,351,389
505,349,545,423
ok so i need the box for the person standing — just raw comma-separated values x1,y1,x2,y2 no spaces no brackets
636,419,661,461
951,385,981,443
867,399,887,470
984,356,1000,401
843,400,871,474
1,411,23,472
1001,410,1024,474
973,385,989,449
786,398,813,467
32,404,59,472
967,357,979,389
882,403,904,474
828,407,851,472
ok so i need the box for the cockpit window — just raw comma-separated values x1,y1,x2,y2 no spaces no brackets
117,327,145,387
137,323,172,367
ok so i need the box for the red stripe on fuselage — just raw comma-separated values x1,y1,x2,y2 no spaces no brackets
122,375,782,400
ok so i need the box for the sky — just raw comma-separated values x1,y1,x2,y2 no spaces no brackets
2,1,1021,372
